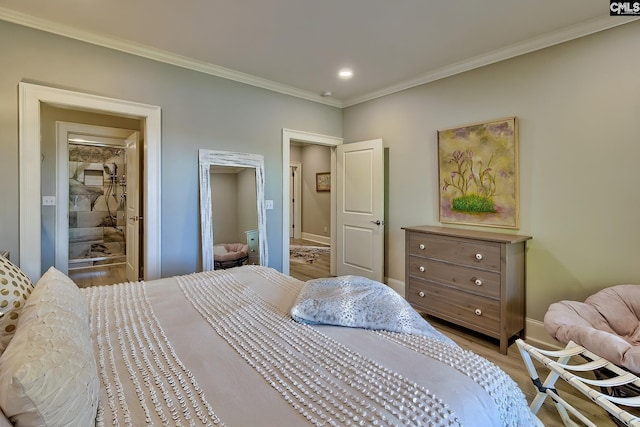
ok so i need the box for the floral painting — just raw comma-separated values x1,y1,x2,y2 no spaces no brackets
438,117,519,229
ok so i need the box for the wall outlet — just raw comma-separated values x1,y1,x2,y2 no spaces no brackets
42,196,56,206
324,226,328,233
265,199,274,210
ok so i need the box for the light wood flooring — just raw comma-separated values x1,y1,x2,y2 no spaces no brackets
71,237,334,287
69,263,128,288
72,237,334,287
289,238,331,281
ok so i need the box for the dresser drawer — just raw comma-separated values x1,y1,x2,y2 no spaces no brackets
404,225,531,353
408,256,500,299
408,280,499,336
408,233,501,271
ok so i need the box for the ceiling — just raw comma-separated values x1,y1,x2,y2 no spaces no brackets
0,1,636,107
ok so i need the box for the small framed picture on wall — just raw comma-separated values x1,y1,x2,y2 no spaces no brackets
316,172,330,192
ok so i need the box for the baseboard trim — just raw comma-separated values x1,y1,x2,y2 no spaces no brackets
386,277,405,297
525,318,562,349
300,232,330,246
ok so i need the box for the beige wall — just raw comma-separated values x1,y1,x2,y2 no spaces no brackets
210,168,258,246
237,168,258,240
211,172,239,245
288,144,332,240
301,145,331,239
0,20,341,275
343,21,640,322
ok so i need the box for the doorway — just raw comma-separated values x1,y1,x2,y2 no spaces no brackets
289,145,332,247
18,82,161,282
56,123,141,286
283,130,386,282
282,129,343,277
288,145,332,281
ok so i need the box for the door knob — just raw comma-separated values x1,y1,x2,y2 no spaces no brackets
370,220,382,225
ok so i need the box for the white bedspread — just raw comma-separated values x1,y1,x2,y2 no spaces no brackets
83,266,536,426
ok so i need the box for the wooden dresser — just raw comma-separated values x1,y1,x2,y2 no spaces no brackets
403,225,531,354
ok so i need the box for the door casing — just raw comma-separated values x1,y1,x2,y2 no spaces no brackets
19,82,161,282
289,162,302,239
125,132,141,281
282,129,342,276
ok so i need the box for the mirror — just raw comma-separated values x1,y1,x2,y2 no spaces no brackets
199,149,268,270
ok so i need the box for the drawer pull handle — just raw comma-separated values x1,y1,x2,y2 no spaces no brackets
474,308,482,316
419,244,425,250
419,266,425,272
475,253,483,260
418,291,425,298
473,278,483,286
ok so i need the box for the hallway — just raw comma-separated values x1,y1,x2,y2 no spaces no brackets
289,238,331,281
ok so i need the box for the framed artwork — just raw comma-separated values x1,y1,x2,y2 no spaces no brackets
316,172,330,192
438,117,519,229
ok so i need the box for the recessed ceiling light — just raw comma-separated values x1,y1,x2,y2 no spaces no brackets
338,68,353,79
321,91,332,97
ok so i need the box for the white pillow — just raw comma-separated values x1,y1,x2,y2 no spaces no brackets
0,267,99,427
213,244,228,256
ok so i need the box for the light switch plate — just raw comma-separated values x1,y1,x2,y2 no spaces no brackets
265,199,274,210
42,196,56,206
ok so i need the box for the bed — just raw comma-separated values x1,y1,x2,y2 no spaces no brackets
0,262,538,426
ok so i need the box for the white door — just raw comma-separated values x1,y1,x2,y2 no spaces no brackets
125,132,140,281
336,139,384,281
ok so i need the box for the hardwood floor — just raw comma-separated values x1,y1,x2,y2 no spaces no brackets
70,238,330,287
426,316,618,427
289,238,331,281
68,263,128,288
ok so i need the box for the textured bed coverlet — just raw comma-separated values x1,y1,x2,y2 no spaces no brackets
83,266,535,426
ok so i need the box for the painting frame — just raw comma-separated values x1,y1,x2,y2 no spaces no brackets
438,116,519,229
316,172,331,192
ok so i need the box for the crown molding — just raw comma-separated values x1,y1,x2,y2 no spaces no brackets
0,7,343,108
342,16,640,107
2,7,637,110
